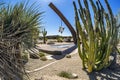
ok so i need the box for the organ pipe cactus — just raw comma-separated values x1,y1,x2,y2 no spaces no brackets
73,0,119,72
42,28,47,44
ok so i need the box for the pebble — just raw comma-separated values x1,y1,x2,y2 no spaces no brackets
71,73,78,78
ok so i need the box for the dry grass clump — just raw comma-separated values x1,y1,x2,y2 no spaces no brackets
40,56,47,61
58,71,73,79
39,52,45,57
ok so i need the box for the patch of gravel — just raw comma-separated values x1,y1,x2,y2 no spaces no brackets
25,58,55,71
26,53,89,80
34,75,69,80
25,52,120,80
34,75,86,80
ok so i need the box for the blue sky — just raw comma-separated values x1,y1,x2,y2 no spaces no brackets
2,0,120,36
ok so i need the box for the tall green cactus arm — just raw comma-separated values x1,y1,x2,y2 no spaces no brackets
73,2,89,50
78,0,84,17
104,0,114,20
73,0,119,73
104,0,114,34
89,0,97,13
73,1,88,68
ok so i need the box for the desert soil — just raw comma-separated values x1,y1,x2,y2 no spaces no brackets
25,52,120,80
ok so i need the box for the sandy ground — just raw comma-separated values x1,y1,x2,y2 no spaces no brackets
25,43,120,80
25,50,120,80
25,53,89,80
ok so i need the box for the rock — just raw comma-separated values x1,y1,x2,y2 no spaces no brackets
66,54,71,58
40,56,47,61
71,73,78,79
109,56,114,62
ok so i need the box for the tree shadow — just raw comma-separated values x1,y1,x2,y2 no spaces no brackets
87,63,120,80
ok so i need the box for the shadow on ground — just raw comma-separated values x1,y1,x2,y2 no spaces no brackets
51,45,77,60
51,54,66,60
87,63,120,80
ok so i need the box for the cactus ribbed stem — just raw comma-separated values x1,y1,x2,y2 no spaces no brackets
42,28,47,44
73,0,119,73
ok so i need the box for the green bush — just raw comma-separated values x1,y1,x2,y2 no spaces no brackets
57,36,63,42
39,52,45,57
58,71,73,79
22,52,29,60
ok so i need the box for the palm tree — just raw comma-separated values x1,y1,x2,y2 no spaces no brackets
0,1,43,79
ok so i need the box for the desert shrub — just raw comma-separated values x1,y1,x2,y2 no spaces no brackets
22,53,29,60
57,36,63,42
58,71,73,79
39,52,45,57
40,56,47,61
